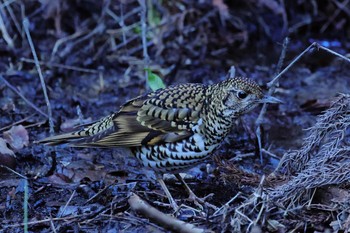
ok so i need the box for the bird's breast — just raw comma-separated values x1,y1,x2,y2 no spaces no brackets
132,132,220,173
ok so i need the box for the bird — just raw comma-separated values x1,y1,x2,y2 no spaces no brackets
39,76,281,211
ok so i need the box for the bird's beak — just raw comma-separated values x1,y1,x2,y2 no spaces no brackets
260,95,283,104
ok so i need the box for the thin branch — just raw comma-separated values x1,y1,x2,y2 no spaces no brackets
139,0,150,89
0,75,48,118
213,192,241,216
258,42,350,164
318,43,350,62
0,0,16,9
0,114,36,132
58,190,76,218
267,42,316,88
255,37,289,163
0,165,27,179
21,58,98,74
0,4,14,48
268,41,350,88
3,0,22,40
23,18,54,133
128,193,206,233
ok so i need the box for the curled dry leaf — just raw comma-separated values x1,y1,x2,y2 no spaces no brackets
0,138,15,156
3,125,29,150
0,138,16,169
212,0,229,19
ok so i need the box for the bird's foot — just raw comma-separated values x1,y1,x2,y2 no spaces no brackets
169,199,180,213
186,191,217,211
153,198,181,214
173,173,218,212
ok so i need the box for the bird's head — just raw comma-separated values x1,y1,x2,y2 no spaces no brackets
212,77,281,117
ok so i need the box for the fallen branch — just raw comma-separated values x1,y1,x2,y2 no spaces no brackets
128,193,208,233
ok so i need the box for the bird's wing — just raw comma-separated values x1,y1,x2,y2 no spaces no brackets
39,83,206,147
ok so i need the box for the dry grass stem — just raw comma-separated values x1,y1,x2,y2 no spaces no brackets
23,18,54,133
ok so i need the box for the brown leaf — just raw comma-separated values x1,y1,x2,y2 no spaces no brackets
212,0,230,19
48,173,72,185
0,138,16,170
0,138,15,156
3,125,29,150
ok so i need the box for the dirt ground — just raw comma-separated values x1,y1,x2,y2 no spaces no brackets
0,0,350,232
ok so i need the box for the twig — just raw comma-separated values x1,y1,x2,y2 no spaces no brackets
3,0,23,41
333,0,350,16
3,214,88,228
51,31,85,58
0,0,16,9
84,184,111,204
261,148,280,160
24,179,28,232
268,41,350,89
267,42,313,88
49,213,57,233
115,212,165,231
212,192,241,216
0,4,13,48
127,40,153,56
128,193,207,233
139,0,150,89
0,114,35,132
61,24,106,59
119,2,127,46
23,18,54,133
252,176,266,228
257,41,349,164
58,190,76,218
105,7,127,46
318,43,350,62
255,37,289,163
0,75,48,118
106,5,142,25
20,120,47,131
21,58,98,74
0,165,27,179
258,41,350,166
267,42,350,88
320,0,346,33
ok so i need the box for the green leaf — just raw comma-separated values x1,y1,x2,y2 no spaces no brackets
147,0,162,27
145,68,166,91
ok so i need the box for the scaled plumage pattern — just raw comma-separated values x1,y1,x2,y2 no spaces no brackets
40,77,280,210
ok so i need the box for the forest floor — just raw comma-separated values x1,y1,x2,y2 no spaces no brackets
0,1,350,232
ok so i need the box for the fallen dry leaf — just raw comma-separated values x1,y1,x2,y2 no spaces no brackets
0,138,15,157
0,138,16,170
3,125,29,150
212,0,230,19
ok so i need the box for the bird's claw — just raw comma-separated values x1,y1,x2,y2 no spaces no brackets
186,191,217,211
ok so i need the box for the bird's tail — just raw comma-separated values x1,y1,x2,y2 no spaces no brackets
37,114,115,146
37,131,84,146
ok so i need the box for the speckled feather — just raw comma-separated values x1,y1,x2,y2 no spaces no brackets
40,77,264,173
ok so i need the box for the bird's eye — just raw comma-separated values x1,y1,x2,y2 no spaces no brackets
237,91,248,99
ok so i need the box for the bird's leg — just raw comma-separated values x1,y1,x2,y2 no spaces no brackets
175,173,198,201
157,177,179,211
174,173,216,210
